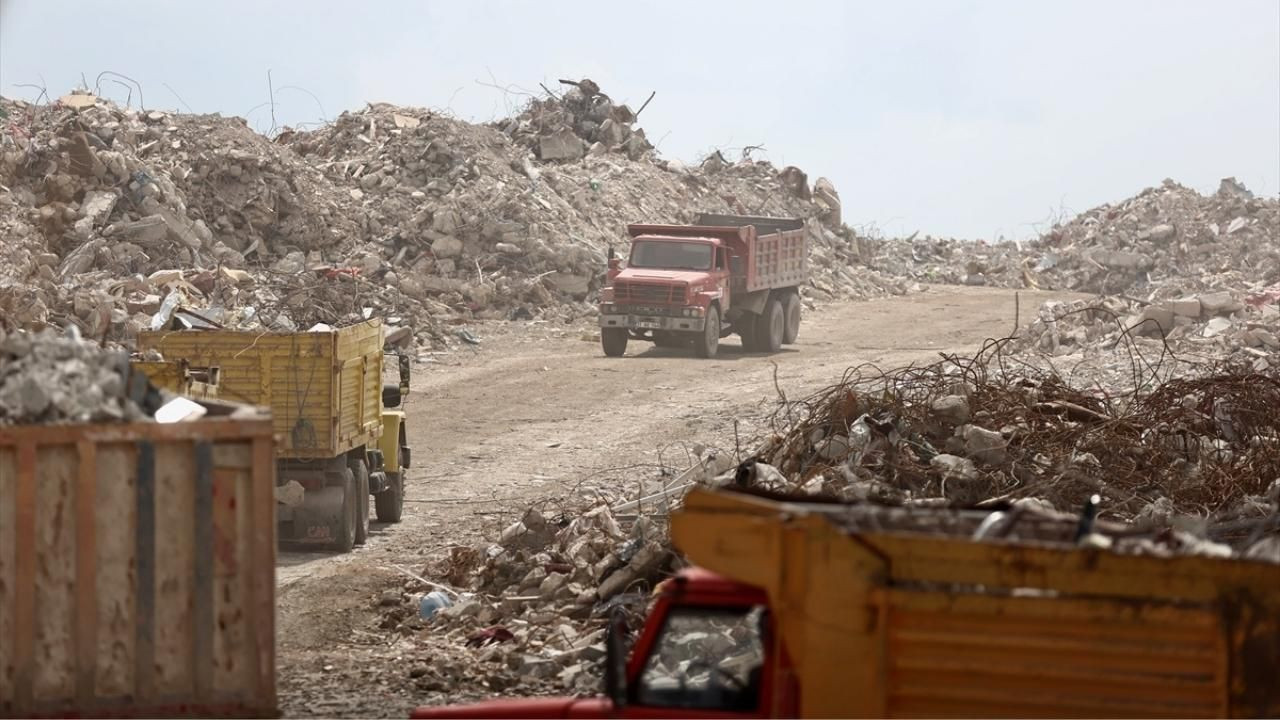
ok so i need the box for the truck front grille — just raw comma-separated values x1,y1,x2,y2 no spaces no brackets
614,282,683,304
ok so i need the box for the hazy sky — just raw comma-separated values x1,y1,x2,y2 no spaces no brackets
2,0,1277,239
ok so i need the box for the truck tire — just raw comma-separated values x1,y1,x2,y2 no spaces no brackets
350,458,370,545
756,297,784,353
782,291,802,345
602,328,628,357
694,305,720,358
332,467,357,553
375,470,404,523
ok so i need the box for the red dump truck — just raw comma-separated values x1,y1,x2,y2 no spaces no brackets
598,214,809,358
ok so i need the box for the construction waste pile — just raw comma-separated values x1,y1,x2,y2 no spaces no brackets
376,495,704,699
388,335,1280,701
872,178,1279,298
747,339,1280,535
0,326,168,424
282,80,902,324
0,80,910,352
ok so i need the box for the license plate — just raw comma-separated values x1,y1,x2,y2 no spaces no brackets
636,318,661,330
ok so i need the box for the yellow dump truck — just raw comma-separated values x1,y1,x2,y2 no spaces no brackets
136,319,411,552
413,487,1280,719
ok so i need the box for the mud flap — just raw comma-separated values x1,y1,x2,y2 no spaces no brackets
287,485,346,544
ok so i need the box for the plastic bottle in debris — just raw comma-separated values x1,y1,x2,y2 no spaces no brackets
417,590,453,620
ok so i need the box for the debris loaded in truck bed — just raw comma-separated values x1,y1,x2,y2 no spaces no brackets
0,326,163,424
749,334,1280,543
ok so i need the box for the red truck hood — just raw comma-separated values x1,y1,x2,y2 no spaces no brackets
616,269,710,284
411,696,611,719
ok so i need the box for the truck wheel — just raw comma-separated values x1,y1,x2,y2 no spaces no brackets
375,470,404,523
332,468,357,553
694,305,720,358
351,459,371,545
757,297,784,353
782,291,802,344
602,328,628,357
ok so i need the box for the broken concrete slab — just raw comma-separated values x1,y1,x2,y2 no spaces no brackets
1199,292,1243,316
538,128,586,162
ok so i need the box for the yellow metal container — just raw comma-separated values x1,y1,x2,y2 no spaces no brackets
671,487,1280,718
137,321,383,460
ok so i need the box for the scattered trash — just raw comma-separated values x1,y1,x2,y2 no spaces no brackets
418,591,454,620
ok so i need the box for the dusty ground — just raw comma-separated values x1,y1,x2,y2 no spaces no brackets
274,286,1082,717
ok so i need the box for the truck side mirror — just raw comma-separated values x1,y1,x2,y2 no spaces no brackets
398,354,411,398
603,607,628,710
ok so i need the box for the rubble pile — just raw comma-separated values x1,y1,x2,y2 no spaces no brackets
738,340,1280,546
0,326,154,424
1016,286,1280,384
372,495,692,697
499,79,654,162
1027,178,1280,296
869,233,1034,289
284,80,912,324
365,448,733,701
863,178,1280,295
0,92,451,345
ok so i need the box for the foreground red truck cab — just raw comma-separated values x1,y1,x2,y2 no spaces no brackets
597,214,808,358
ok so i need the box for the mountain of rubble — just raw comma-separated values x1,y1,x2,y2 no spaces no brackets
0,81,912,349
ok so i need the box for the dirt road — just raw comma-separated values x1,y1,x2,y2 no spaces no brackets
275,286,1076,717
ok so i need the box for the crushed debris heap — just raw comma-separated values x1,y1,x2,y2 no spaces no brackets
0,81,910,349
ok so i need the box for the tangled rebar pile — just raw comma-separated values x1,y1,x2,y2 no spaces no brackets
754,336,1280,527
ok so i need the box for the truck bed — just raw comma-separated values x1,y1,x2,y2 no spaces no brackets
692,213,807,292
137,321,383,459
672,487,1280,718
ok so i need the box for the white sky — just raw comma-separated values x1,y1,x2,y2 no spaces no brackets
2,0,1277,239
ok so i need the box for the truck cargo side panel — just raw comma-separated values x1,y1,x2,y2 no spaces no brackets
269,354,335,456
0,417,277,717
138,321,384,460
884,590,1225,718
748,231,807,292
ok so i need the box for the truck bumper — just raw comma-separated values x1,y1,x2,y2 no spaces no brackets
599,313,706,333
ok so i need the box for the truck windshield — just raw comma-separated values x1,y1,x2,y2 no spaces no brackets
630,241,713,271
635,605,765,712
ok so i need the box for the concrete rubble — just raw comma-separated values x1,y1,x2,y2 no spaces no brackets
0,326,162,424
871,178,1279,298
369,450,738,701
282,78,911,327
2,82,925,352
5,86,1275,358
